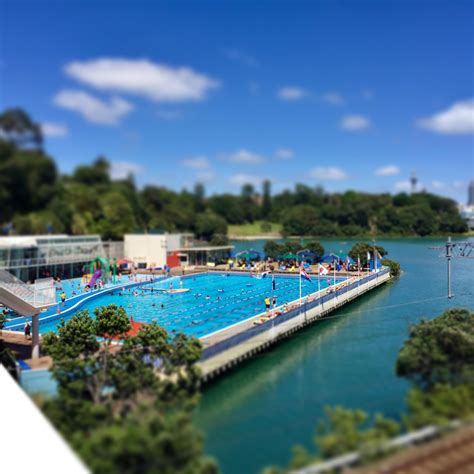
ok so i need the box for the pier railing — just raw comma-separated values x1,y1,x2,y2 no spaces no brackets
201,267,390,361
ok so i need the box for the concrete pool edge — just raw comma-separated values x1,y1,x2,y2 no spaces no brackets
197,268,391,381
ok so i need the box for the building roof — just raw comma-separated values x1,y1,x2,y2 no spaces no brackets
175,245,234,252
0,235,101,249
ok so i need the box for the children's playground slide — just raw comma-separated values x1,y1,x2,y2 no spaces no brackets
88,268,102,288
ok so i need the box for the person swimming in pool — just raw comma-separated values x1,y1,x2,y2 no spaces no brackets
161,304,164,309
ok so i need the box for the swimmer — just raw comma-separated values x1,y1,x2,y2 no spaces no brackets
161,304,164,309
218,288,224,293
205,296,210,300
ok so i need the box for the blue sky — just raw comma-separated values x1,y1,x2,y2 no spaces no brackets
1,0,473,202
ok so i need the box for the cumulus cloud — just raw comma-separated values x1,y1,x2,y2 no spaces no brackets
229,173,262,186
340,114,371,131
277,87,308,101
275,148,294,160
182,156,211,169
41,122,68,137
64,58,220,103
109,161,144,180
196,170,216,182
394,181,409,192
53,90,133,125
417,99,474,135
375,165,400,176
310,166,348,180
220,149,265,164
322,92,344,106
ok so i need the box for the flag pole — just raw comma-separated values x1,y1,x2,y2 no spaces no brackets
317,264,321,293
299,265,302,306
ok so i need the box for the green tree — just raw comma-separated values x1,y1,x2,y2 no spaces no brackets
264,241,284,259
42,307,217,473
195,211,227,241
94,304,131,343
261,180,272,219
396,308,474,388
381,258,401,277
348,243,388,266
305,241,325,261
0,108,43,148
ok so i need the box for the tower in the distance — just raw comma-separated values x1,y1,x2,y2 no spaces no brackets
468,180,474,206
410,171,418,194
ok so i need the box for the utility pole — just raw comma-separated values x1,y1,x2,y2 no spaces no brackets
446,237,453,299
430,237,473,299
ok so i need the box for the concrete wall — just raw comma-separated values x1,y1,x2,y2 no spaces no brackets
198,269,391,380
124,235,167,268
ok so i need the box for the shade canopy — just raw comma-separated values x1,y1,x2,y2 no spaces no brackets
281,252,299,260
235,249,261,260
297,249,316,258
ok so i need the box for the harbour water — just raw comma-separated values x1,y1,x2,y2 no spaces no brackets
196,237,474,474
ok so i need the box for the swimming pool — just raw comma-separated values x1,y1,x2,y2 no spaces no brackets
37,272,346,338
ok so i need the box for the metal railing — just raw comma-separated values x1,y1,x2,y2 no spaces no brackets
201,268,389,361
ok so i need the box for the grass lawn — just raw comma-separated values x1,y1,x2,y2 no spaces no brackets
228,221,282,237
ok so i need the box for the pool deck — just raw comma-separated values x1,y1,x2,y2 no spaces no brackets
197,268,391,381
4,267,392,385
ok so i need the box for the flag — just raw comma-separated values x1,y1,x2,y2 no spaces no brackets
318,264,329,275
272,274,276,291
300,266,312,282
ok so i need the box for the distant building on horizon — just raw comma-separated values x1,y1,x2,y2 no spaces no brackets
468,180,474,206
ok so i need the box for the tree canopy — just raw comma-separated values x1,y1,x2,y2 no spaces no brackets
0,108,468,239
41,306,217,473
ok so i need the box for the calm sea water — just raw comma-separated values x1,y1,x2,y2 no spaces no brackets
196,237,474,474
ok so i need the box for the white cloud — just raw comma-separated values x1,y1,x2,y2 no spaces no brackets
229,173,262,186
310,166,348,180
182,156,210,169
223,48,258,67
340,114,371,131
41,122,68,137
53,90,133,125
275,148,294,160
64,58,220,103
109,161,144,180
277,86,308,101
417,99,474,135
431,180,446,190
375,165,400,176
220,149,265,164
196,170,216,182
322,92,344,106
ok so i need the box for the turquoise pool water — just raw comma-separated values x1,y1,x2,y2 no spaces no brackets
38,272,345,337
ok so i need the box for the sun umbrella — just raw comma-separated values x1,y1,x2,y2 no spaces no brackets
235,249,261,260
281,252,299,260
321,254,337,263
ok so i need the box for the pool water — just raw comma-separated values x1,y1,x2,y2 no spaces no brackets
39,273,345,337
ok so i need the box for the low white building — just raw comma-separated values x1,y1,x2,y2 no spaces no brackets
124,233,233,269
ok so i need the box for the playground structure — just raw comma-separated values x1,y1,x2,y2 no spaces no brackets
82,256,117,287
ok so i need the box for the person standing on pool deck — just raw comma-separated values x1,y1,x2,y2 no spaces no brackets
60,291,66,304
24,320,31,339
264,297,271,310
